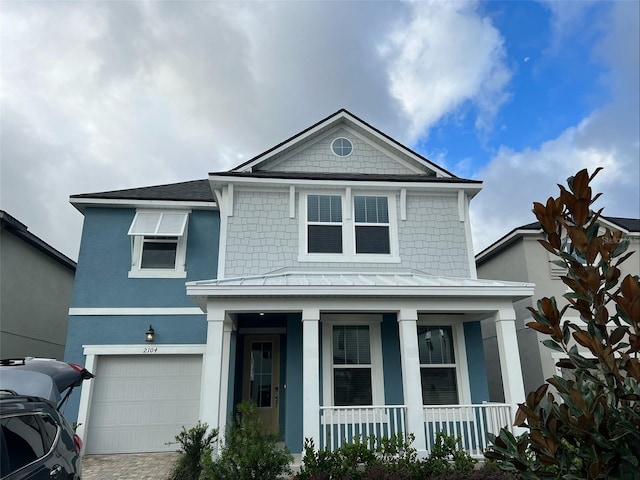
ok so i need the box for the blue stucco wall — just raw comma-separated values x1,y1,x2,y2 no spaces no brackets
285,315,303,453
63,206,218,423
381,314,404,404
463,321,490,403
71,207,219,308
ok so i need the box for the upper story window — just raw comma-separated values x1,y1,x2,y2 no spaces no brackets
307,195,342,254
417,325,459,405
331,137,353,157
354,196,390,254
301,192,399,263
128,211,189,278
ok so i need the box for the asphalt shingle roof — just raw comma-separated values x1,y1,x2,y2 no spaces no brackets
70,179,214,202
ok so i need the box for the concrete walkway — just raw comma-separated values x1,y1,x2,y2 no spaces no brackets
82,452,180,480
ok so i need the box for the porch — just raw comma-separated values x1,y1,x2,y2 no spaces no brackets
187,270,533,456
319,403,513,458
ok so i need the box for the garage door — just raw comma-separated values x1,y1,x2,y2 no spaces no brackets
86,354,202,454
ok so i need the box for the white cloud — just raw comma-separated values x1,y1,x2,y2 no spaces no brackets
382,0,511,141
1,0,515,260
471,0,639,253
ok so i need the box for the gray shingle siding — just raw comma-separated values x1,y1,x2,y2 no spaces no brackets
265,127,420,176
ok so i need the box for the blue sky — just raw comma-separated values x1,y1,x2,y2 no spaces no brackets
1,0,638,260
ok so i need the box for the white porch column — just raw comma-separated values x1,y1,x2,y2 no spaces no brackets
397,309,427,451
217,318,235,435
201,306,232,433
494,307,526,433
302,308,320,446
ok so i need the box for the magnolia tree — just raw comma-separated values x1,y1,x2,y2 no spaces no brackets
485,168,640,479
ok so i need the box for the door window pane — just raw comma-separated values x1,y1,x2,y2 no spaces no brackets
250,342,273,408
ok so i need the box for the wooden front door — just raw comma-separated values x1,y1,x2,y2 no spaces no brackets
242,335,280,433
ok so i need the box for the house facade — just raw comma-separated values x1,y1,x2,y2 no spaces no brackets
1,210,76,360
64,110,533,457
476,217,640,401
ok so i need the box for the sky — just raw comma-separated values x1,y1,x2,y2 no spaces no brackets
1,0,638,262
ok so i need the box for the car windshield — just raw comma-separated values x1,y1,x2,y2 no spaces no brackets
0,370,61,404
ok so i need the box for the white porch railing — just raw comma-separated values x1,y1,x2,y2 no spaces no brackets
423,403,513,457
319,405,407,451
318,403,513,456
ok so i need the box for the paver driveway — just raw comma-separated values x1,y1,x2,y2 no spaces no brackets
82,452,180,480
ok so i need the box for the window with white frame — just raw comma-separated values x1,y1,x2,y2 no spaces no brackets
301,192,399,262
354,196,390,254
128,211,189,278
417,325,459,405
307,195,343,253
322,316,384,407
333,325,372,405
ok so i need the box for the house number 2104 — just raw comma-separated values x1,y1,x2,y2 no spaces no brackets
143,347,158,354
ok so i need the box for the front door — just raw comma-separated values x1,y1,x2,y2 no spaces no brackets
242,335,280,434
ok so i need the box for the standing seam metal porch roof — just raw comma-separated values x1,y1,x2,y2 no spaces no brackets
186,271,535,299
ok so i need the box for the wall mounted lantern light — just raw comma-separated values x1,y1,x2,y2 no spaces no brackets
145,325,155,342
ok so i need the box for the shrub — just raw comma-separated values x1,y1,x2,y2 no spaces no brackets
168,421,218,480
297,432,475,480
201,400,292,480
485,168,640,479
424,431,476,477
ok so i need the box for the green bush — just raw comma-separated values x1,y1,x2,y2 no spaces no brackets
485,168,640,479
168,422,218,480
296,432,475,480
201,401,292,480
424,431,476,476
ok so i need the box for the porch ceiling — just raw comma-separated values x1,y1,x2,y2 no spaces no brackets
186,270,534,309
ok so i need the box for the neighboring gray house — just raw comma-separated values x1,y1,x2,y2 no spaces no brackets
476,216,640,401
0,210,77,360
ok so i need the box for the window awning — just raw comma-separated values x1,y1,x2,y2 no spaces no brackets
128,212,188,236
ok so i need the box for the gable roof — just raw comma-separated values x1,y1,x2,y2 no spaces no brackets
228,109,458,178
476,216,640,265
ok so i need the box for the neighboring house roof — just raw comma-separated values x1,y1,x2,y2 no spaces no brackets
476,216,640,265
229,109,459,178
70,179,216,212
0,210,76,271
187,270,534,308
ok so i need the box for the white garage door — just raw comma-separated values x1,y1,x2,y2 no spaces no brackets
86,354,203,454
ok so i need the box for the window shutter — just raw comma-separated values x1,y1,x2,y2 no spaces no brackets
128,212,188,236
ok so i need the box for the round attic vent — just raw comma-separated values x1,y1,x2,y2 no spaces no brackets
331,137,353,157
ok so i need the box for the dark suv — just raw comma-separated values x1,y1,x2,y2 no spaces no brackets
0,358,93,479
